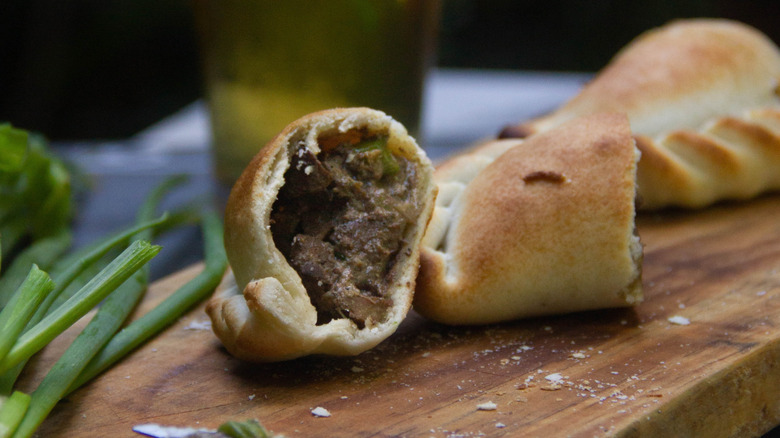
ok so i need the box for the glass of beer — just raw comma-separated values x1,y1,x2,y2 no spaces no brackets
193,0,441,185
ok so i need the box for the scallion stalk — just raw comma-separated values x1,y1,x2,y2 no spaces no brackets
45,213,168,311
0,215,168,395
69,210,227,391
0,391,30,438
0,240,160,375
0,266,54,362
9,179,185,438
0,233,70,309
10,276,148,438
217,418,275,438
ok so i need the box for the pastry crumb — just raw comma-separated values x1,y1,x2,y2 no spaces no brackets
476,401,497,411
183,320,211,330
311,407,331,417
667,315,690,325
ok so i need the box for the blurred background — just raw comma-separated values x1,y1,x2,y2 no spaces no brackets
1,0,779,141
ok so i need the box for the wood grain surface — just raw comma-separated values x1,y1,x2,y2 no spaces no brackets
18,194,780,437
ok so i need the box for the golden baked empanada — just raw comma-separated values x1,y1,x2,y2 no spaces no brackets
500,19,780,209
416,113,643,325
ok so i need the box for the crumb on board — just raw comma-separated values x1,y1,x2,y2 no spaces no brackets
545,373,563,383
183,319,212,330
311,406,331,417
476,401,497,411
667,315,690,325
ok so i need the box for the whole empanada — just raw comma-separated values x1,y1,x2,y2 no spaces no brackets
500,19,780,209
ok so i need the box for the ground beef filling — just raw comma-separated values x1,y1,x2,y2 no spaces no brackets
270,135,421,328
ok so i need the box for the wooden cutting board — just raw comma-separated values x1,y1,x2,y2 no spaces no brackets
18,194,780,437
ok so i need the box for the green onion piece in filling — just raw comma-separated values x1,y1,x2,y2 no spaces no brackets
354,136,400,176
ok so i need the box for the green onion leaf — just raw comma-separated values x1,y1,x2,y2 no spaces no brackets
69,210,227,391
0,233,70,309
0,214,168,395
0,266,54,363
217,418,277,438
353,136,399,176
9,179,185,437
0,240,160,375
0,391,30,438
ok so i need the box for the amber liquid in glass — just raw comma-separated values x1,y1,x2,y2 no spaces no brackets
194,0,440,184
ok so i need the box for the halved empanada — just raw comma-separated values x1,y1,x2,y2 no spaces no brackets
207,108,436,361
416,113,642,325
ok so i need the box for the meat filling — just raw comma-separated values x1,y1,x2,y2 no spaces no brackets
270,131,421,328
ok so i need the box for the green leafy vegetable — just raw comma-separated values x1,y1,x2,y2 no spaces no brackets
217,419,283,438
0,124,74,269
0,214,168,395
0,125,227,436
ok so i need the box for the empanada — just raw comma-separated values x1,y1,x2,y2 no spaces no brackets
415,113,643,325
500,19,780,209
207,108,436,361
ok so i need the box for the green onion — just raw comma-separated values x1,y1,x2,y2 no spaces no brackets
69,210,227,391
354,136,387,153
0,215,168,395
218,418,280,438
10,277,148,438
0,240,160,375
0,266,54,363
0,232,70,309
9,179,185,438
0,391,30,438
42,213,168,315
354,136,399,176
